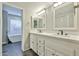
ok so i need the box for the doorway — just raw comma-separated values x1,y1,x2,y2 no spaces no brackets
2,4,23,56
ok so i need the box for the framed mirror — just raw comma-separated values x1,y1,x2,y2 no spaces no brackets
31,10,46,29
53,2,77,30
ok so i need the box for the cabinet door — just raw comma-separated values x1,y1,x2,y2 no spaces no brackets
45,47,55,56
33,39,38,53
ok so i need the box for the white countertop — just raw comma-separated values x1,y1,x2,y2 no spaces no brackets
30,32,79,42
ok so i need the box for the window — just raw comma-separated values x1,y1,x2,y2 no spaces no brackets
8,14,22,35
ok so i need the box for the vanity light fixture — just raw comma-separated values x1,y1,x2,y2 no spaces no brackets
54,2,64,7
37,9,45,16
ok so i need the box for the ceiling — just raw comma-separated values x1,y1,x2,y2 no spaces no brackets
7,2,54,14
3,2,54,16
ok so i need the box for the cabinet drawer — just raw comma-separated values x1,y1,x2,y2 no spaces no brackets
45,47,55,56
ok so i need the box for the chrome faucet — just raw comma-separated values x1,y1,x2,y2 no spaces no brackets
58,30,63,35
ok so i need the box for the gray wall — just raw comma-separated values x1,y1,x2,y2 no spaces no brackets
2,10,8,44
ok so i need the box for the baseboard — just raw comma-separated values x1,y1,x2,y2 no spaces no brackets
22,48,30,52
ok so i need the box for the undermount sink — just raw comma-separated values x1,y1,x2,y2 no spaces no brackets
30,32,79,40
53,33,70,37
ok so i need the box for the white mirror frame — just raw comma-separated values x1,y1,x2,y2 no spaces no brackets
53,2,78,30
37,11,47,30
31,17,38,29
31,10,47,30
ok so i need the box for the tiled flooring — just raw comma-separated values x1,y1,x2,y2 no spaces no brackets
2,41,23,56
23,49,38,56
2,41,38,56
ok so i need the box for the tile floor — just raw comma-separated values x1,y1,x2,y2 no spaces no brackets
2,41,38,56
23,49,38,56
2,41,22,56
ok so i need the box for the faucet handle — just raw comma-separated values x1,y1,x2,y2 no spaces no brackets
58,30,63,35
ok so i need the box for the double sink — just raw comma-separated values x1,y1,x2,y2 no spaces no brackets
30,31,79,41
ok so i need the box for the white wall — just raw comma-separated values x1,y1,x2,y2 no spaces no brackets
0,3,2,56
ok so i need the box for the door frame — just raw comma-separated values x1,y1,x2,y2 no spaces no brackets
2,3,23,50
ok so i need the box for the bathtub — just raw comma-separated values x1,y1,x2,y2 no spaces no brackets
8,34,22,43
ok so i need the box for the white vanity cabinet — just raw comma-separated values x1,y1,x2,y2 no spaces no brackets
30,34,38,53
30,34,45,56
30,33,79,56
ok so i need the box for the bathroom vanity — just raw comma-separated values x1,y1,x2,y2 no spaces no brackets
30,32,79,56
